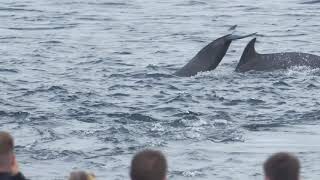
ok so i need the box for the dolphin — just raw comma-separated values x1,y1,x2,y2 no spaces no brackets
174,33,256,77
236,38,320,72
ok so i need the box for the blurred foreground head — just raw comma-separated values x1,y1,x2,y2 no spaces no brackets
130,149,167,180
69,171,96,180
264,152,300,180
0,131,14,169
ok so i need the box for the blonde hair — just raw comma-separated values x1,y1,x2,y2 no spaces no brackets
69,171,96,180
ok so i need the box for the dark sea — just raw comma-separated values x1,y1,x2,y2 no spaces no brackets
1,0,320,179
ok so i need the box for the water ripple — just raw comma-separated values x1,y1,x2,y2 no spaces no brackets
1,0,320,179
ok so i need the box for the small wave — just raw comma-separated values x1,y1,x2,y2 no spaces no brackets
281,13,316,17
205,93,225,101
245,7,262,11
146,64,160,70
174,170,206,177
87,2,129,6
165,93,198,104
107,113,129,118
223,99,244,106
286,66,320,76
113,51,132,55
268,33,307,38
39,40,62,44
8,24,77,31
299,110,320,123
0,79,13,86
28,115,50,122
112,62,135,67
71,129,112,140
31,149,86,160
0,7,43,12
108,84,137,91
175,1,207,6
273,81,291,87
300,0,320,4
67,108,95,120
77,17,114,21
85,146,140,159
207,132,244,143
146,73,174,78
172,166,213,178
307,83,317,88
223,98,265,106
242,123,284,131
34,128,61,142
108,113,159,123
23,85,68,96
149,123,166,134
0,110,29,120
213,119,229,127
81,101,118,108
0,68,19,73
131,73,174,79
247,98,265,105
127,113,159,122
78,59,104,65
153,50,168,54
108,73,127,78
109,93,130,97
173,111,201,119
0,36,20,40
153,107,180,115
60,95,79,102
77,117,99,123
212,111,232,121
168,119,188,128
48,86,67,92
167,85,180,90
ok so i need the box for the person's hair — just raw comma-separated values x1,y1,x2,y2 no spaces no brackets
130,149,167,180
0,131,14,166
264,152,300,180
69,171,95,180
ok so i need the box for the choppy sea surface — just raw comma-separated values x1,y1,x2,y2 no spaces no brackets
1,0,320,179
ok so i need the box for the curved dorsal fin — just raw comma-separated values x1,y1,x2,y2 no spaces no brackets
237,38,258,66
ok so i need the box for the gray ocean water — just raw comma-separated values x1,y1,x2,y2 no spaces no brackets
1,0,320,179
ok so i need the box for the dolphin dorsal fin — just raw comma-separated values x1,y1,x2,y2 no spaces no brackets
238,38,258,66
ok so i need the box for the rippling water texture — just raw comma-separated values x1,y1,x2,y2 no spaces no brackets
1,0,320,179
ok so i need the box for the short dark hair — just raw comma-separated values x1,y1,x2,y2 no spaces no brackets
264,152,300,180
130,149,167,180
0,131,14,166
69,171,95,180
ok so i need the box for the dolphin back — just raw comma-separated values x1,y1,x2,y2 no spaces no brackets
236,38,258,72
236,38,320,72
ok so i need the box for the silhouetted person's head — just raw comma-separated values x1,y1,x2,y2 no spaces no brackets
69,171,96,180
130,149,167,180
264,152,300,180
0,131,15,171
